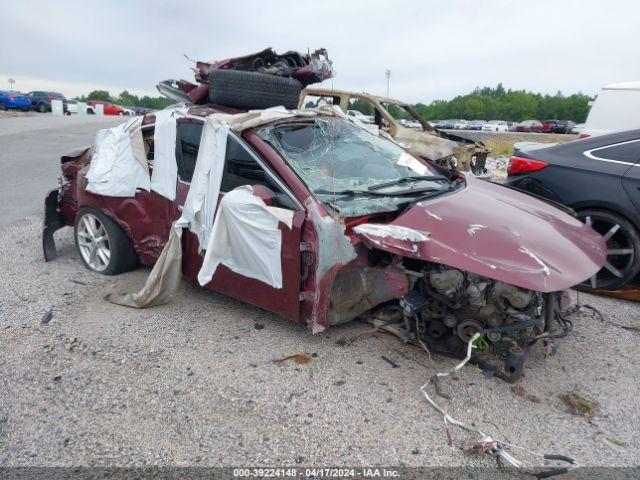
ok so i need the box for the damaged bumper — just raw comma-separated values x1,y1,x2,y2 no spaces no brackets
43,188,64,261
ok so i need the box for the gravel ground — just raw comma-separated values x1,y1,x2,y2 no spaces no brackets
1,215,639,468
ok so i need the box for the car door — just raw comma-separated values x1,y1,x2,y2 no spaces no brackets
616,139,640,217
173,118,305,322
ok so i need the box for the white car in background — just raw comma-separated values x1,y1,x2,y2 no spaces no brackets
482,120,509,132
347,109,374,123
454,120,470,130
579,81,640,138
66,99,78,114
571,123,585,134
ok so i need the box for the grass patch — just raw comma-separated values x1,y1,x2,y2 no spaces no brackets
484,137,515,158
560,391,598,417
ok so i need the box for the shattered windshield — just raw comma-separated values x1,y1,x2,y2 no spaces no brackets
257,117,454,217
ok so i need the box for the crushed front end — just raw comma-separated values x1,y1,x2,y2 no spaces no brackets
366,263,569,382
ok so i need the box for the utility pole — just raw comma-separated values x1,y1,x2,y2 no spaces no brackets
385,69,391,97
8,78,15,90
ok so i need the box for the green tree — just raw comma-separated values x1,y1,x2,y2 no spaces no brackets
84,90,111,102
412,84,593,123
116,90,139,107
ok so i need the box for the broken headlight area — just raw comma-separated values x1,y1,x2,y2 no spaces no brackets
367,261,570,382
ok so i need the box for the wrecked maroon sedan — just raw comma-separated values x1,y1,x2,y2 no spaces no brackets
43,106,606,382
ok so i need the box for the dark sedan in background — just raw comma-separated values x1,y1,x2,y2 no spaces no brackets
506,129,640,289
553,120,576,134
26,91,68,113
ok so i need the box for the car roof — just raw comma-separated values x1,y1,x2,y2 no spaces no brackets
302,87,409,106
603,81,640,91
520,128,640,157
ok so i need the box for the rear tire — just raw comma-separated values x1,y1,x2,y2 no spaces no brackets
577,209,640,290
38,103,47,113
74,208,138,275
209,69,302,110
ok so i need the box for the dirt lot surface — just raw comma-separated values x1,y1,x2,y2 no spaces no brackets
1,116,639,470
440,129,577,145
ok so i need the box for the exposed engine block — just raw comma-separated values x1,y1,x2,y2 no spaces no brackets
387,265,560,382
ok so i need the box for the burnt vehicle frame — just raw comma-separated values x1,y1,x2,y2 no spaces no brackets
299,88,490,176
43,106,605,382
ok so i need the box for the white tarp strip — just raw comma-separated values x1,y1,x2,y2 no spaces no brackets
105,228,183,308
175,116,229,247
198,185,294,288
86,116,149,197
150,108,184,201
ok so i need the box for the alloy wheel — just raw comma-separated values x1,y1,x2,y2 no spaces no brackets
578,212,636,289
77,213,111,272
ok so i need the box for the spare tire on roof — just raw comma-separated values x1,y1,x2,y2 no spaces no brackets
209,69,302,110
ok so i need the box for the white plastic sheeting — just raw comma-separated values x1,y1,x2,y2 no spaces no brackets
150,107,187,201
86,116,149,197
106,105,352,308
175,115,229,248
198,185,294,288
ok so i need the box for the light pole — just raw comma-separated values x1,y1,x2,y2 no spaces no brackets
385,69,390,97
8,78,15,90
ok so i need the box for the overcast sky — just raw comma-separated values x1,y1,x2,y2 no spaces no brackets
2,0,639,103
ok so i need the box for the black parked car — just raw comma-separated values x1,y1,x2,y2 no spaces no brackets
506,129,640,289
26,91,68,113
553,120,575,134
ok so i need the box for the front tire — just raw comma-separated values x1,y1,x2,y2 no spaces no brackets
74,209,138,275
38,103,47,113
577,209,640,289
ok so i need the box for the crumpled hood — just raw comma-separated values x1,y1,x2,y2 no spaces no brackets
353,176,606,292
395,127,459,160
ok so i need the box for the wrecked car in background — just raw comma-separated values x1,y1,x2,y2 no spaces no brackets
299,88,491,176
43,104,606,382
157,48,334,110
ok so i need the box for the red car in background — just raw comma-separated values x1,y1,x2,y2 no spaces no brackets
542,119,558,133
86,100,126,116
516,120,543,133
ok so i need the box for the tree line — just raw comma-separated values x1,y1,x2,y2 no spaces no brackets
413,84,593,123
75,90,173,110
77,83,593,122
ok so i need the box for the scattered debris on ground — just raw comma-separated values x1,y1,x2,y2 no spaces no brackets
41,309,54,325
274,353,312,365
510,385,543,403
560,391,598,417
381,355,400,369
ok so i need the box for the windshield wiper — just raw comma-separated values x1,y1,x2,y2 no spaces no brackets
397,183,459,211
315,186,450,198
315,189,389,197
367,175,449,191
